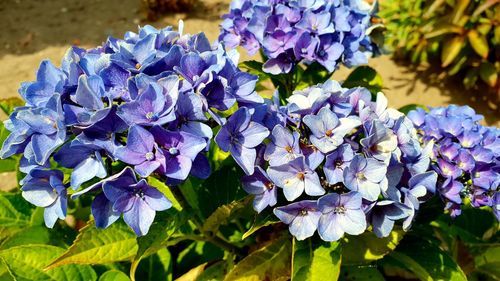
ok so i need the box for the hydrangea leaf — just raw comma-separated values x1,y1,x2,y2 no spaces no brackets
467,30,489,59
342,66,383,95
46,221,138,269
0,97,24,116
225,235,291,281
98,270,130,281
473,246,500,279
441,36,465,67
177,261,227,281
0,245,96,281
386,235,467,281
342,229,404,265
202,196,252,234
133,248,172,281
292,239,342,281
398,104,425,115
242,211,281,240
0,225,50,250
479,62,498,87
339,266,385,281
176,241,224,275
130,211,186,280
296,63,332,90
147,177,182,211
0,123,18,173
0,193,31,228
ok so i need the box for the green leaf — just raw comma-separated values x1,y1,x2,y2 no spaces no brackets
203,196,252,234
242,211,280,240
292,239,342,281
176,241,224,276
339,266,385,281
342,66,383,95
387,235,467,281
431,208,497,244
398,104,425,114
225,235,291,281
0,193,31,228
296,63,332,90
238,61,269,81
467,30,489,59
98,270,130,281
0,245,97,281
0,123,18,173
342,229,404,265
0,226,50,249
479,62,498,87
474,246,500,279
147,177,182,211
197,261,228,281
441,36,465,67
0,98,24,116
130,211,186,279
46,221,138,269
134,249,172,281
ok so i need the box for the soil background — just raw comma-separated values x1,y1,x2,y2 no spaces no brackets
0,0,498,190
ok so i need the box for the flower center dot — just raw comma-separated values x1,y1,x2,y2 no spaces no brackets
297,172,305,181
300,209,308,216
265,181,274,190
169,147,179,155
356,172,366,181
334,159,343,168
333,206,346,214
145,152,155,161
135,63,141,69
325,129,333,137
285,145,293,153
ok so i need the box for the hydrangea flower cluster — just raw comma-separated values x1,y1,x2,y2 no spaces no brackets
219,0,376,74
0,25,262,235
219,81,438,241
408,105,500,221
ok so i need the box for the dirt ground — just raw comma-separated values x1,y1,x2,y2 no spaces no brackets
0,0,498,190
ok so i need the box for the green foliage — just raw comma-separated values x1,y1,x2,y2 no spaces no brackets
0,97,24,116
46,221,138,269
292,239,342,281
0,245,97,281
342,229,404,265
98,270,130,281
384,235,468,281
339,266,385,281
241,211,280,240
342,66,384,95
382,0,500,89
225,235,291,281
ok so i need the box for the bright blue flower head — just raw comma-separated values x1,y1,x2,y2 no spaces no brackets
0,24,261,235
236,82,437,241
220,0,377,74
408,105,499,220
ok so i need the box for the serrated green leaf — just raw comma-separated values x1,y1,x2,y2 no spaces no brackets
147,177,181,211
388,235,467,281
134,249,172,281
0,98,24,116
339,266,385,281
203,196,252,234
479,62,498,87
441,36,465,67
0,245,96,281
292,239,342,281
0,193,31,227
474,246,500,279
242,211,280,240
225,235,291,281
98,270,130,281
46,221,138,269
0,226,50,250
342,66,383,95
342,229,404,265
467,30,489,59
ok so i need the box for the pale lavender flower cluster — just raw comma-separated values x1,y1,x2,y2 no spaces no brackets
219,0,375,74
0,25,262,235
408,105,500,221
222,81,438,241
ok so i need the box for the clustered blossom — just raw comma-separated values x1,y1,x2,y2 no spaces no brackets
231,81,438,241
0,25,262,235
220,0,376,74
408,105,500,221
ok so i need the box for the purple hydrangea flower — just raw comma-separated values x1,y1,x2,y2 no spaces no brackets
317,192,367,241
21,169,68,228
215,107,269,175
242,167,278,213
273,200,321,240
344,155,388,201
220,0,376,74
408,105,499,220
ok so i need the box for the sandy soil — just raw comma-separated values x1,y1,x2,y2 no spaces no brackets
0,0,498,190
